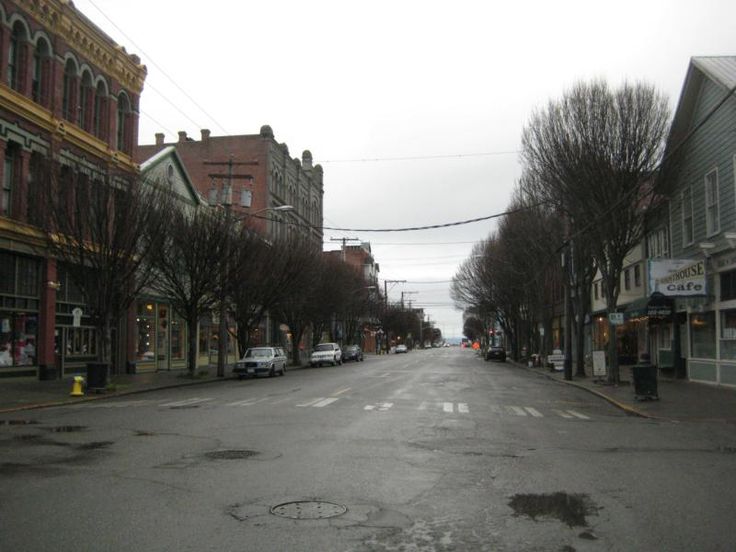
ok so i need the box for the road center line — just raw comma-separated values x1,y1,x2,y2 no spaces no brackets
332,387,351,396
313,397,339,408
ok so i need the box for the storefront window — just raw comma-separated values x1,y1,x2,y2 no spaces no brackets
0,313,38,367
65,327,97,357
691,312,716,359
720,309,736,360
136,302,155,362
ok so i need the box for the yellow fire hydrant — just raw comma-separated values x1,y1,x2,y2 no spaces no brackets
70,376,85,397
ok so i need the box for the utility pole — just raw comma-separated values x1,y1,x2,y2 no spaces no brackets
401,291,417,309
204,157,258,378
330,237,360,262
383,279,406,309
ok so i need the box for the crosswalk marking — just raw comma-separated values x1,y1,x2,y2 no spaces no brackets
159,397,213,408
458,403,470,414
296,397,326,407
443,402,454,413
553,409,573,418
567,410,590,419
226,397,268,407
524,407,543,417
312,398,339,408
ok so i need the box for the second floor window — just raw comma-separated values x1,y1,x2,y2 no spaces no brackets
624,269,631,291
682,187,694,246
705,169,719,236
2,143,19,217
634,264,642,288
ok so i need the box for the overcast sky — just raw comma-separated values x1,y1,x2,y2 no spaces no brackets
75,0,734,339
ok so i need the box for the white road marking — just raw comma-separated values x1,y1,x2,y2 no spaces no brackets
378,402,393,411
312,398,339,408
508,406,527,416
380,372,392,378
159,397,213,407
567,410,590,419
458,403,470,414
364,405,375,411
553,409,573,418
296,398,325,407
333,387,351,396
524,407,543,417
443,402,454,413
226,397,268,407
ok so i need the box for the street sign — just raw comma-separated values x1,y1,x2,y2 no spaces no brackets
608,312,624,325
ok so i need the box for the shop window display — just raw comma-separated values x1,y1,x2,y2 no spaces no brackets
691,312,716,359
0,313,38,367
720,310,736,360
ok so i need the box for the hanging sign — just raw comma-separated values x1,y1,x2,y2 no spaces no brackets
72,308,83,328
608,312,624,325
649,259,706,296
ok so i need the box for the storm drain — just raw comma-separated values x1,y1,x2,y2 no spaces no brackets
205,449,259,460
270,501,347,520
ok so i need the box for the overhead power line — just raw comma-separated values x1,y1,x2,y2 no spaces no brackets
85,0,229,135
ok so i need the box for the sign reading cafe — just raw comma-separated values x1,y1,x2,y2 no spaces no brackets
648,259,707,296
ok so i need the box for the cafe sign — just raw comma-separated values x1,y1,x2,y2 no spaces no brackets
648,259,706,297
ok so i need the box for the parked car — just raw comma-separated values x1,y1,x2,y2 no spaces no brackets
310,343,342,367
342,344,364,362
485,345,506,362
395,344,408,354
234,346,287,379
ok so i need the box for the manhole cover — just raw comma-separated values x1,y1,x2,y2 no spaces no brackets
270,501,347,520
205,450,259,460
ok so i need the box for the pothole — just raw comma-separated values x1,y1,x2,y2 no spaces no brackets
270,500,347,520
43,425,87,433
205,449,259,460
509,492,597,528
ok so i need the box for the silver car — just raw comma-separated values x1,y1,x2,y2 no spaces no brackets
310,343,342,367
234,346,287,379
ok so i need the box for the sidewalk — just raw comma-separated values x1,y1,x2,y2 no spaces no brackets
0,363,303,414
517,360,736,424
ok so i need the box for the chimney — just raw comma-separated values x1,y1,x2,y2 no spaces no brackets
201,129,210,142
178,131,188,143
155,133,165,146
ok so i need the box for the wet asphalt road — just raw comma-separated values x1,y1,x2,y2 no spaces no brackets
1,348,735,551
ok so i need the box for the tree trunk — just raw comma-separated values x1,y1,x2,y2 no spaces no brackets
186,315,198,376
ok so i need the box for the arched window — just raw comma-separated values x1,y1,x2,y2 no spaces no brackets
62,58,79,121
8,22,28,92
78,71,94,131
31,38,51,106
93,80,108,140
116,92,132,154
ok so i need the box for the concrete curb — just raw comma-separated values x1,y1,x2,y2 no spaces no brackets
0,375,233,415
0,362,311,415
508,359,658,420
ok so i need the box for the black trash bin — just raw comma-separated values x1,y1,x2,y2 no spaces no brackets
632,356,658,401
86,362,109,392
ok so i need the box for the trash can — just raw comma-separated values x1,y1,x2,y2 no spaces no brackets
86,362,108,392
632,356,658,400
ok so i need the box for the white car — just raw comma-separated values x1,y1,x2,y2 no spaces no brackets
234,347,287,379
395,344,408,353
310,343,342,367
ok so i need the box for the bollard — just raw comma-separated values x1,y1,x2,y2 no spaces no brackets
70,376,85,397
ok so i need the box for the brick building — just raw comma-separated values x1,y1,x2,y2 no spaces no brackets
0,0,145,377
135,126,324,248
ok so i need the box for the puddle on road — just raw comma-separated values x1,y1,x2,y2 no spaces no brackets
509,492,597,528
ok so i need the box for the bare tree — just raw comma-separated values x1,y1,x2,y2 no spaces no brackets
521,80,670,383
146,206,229,376
37,160,171,376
